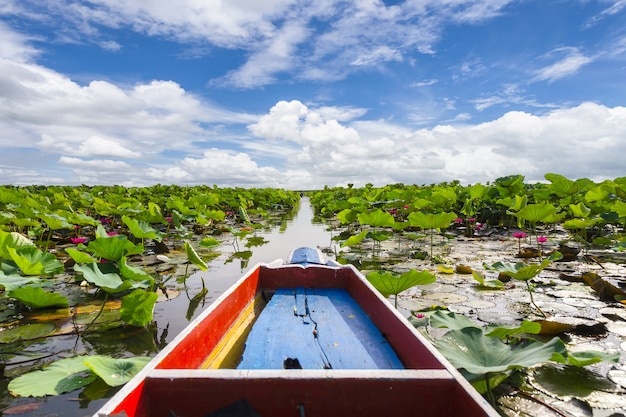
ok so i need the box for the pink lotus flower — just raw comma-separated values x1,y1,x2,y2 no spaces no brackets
454,217,463,224
165,217,172,223
70,237,87,244
512,232,526,239
537,236,547,243
107,231,118,236
475,222,483,231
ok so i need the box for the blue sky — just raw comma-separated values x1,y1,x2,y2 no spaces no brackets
1,0,625,189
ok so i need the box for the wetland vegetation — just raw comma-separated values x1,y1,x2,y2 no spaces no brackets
1,173,625,416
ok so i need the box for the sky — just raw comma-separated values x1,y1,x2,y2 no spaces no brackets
1,0,625,190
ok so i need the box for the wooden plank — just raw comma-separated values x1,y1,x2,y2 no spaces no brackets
237,288,403,370
237,289,329,369
307,288,404,369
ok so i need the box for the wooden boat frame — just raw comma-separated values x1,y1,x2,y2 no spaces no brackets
95,254,499,417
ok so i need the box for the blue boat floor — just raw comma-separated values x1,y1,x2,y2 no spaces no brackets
237,288,404,370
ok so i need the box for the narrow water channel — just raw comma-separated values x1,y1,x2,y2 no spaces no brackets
26,197,336,417
151,197,338,342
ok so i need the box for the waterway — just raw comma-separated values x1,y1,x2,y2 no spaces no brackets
2,198,336,417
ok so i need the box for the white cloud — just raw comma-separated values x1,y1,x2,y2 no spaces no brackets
0,21,39,62
532,47,594,83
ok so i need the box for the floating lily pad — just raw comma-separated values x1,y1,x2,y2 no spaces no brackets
8,356,96,397
530,364,620,399
83,355,151,387
423,292,468,304
0,323,56,343
462,300,495,309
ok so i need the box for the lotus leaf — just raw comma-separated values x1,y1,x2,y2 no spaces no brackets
0,273,43,291
8,286,69,309
471,271,504,290
367,269,435,298
184,241,208,271
0,230,35,259
435,326,567,376
199,237,220,247
65,247,96,264
340,229,368,247
83,355,151,387
86,235,144,261
6,246,64,276
119,256,154,285
120,289,158,327
429,310,480,330
0,322,56,343
531,363,619,397
484,320,541,339
74,262,124,291
551,350,620,367
8,356,95,397
407,211,458,230
122,215,164,242
357,209,396,228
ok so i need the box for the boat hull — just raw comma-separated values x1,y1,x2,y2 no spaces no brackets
94,255,498,417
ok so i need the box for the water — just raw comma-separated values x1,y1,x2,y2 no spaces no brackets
2,198,336,417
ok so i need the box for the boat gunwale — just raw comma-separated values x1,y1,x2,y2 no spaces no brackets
94,259,500,417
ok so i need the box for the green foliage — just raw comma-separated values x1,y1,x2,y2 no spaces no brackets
8,355,151,397
8,286,69,309
120,290,158,327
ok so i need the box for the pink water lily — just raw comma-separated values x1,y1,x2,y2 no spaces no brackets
537,236,547,243
512,232,526,239
70,237,87,244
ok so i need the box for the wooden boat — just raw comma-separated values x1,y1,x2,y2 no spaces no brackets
94,247,498,417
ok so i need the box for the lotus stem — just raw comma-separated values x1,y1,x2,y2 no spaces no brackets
526,281,547,318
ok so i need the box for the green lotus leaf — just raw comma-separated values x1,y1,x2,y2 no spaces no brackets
8,356,96,397
407,211,458,231
8,286,69,309
340,230,369,247
357,209,396,228
65,247,96,264
199,237,220,247
184,241,208,271
83,355,151,387
485,320,541,339
0,273,43,291
367,269,435,298
471,271,504,290
551,350,620,367
122,215,164,242
485,252,561,281
0,230,35,259
0,322,56,344
39,213,73,231
568,202,591,218
435,326,567,376
74,262,124,292
119,256,154,285
120,289,158,327
86,235,143,261
531,364,619,397
6,246,64,276
429,310,480,330
510,203,558,223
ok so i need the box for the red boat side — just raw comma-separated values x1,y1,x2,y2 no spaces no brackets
94,262,499,417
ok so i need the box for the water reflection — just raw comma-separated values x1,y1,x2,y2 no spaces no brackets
152,197,338,341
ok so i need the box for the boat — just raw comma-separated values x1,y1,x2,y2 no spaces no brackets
94,247,499,417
